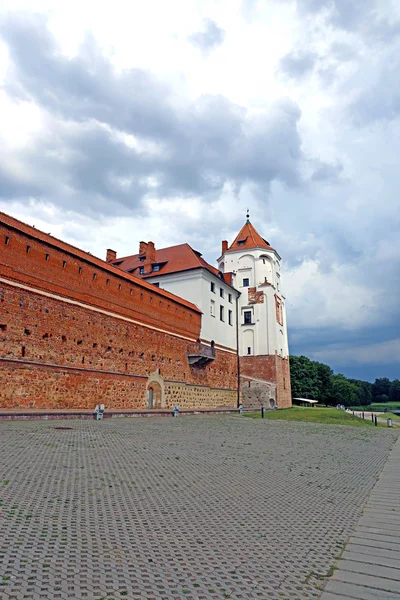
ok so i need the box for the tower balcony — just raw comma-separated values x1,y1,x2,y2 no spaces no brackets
187,342,215,366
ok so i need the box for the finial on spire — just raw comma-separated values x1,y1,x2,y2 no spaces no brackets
246,208,250,223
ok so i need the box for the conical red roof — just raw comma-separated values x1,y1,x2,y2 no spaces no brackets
225,220,275,253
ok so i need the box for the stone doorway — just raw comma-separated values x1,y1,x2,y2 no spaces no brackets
146,369,165,409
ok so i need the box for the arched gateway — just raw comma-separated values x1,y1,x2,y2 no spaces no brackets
146,369,165,409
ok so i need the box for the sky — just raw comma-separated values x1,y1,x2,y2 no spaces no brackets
0,0,399,382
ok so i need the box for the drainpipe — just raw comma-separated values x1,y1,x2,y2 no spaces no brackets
236,292,241,408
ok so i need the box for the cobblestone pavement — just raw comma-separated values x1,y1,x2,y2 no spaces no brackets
0,417,397,600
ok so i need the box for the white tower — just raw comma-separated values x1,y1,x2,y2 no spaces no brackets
218,215,291,409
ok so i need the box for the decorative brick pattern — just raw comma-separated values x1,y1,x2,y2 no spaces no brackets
247,287,264,304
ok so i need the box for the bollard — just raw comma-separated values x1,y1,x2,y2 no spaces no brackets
261,404,265,419
374,415,378,426
352,411,354,416
362,412,364,420
371,413,374,423
387,418,393,428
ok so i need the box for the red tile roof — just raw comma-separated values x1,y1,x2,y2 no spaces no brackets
226,221,275,253
114,243,227,281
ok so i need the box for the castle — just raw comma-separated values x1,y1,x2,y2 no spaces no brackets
0,210,291,410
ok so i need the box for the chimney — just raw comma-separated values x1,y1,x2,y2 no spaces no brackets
106,249,117,263
139,241,148,256
144,241,156,273
222,240,228,253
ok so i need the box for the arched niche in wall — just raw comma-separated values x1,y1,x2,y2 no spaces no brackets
243,328,255,355
146,369,165,409
259,254,274,284
238,254,255,269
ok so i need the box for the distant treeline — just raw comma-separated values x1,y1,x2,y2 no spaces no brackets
290,356,400,408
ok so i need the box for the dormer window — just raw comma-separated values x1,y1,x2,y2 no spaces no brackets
139,256,145,262
152,264,160,272
237,240,246,246
139,267,144,275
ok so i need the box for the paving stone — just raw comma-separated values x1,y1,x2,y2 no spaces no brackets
323,580,400,599
0,416,397,599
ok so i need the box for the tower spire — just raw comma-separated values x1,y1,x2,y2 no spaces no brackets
246,208,250,223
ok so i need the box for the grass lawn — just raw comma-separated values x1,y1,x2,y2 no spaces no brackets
243,407,382,427
382,412,400,421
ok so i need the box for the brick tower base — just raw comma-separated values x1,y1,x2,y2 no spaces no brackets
240,355,292,410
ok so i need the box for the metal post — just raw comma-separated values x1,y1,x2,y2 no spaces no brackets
362,412,364,420
374,415,378,426
371,413,374,422
261,404,265,419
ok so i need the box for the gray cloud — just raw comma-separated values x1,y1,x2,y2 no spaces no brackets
0,14,324,216
295,0,376,31
279,49,317,80
189,19,225,53
311,161,344,182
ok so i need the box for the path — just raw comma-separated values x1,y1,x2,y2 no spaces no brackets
321,436,400,599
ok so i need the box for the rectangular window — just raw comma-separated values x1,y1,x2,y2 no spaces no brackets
106,278,110,285
244,311,252,324
228,310,233,325
220,288,224,298
26,245,31,253
78,267,82,274
228,293,232,303
220,305,224,321
93,273,97,280
243,278,249,287
152,265,160,272
210,282,215,293
247,347,252,355
153,282,160,287
63,261,67,269
210,300,215,317
5,236,10,245
45,253,50,261
139,267,144,275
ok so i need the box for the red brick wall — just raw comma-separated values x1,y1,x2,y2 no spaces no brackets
0,281,238,409
240,355,292,409
0,213,238,409
0,214,200,340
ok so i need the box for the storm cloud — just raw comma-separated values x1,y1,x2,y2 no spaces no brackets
0,14,321,216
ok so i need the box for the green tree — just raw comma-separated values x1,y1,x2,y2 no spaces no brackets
389,379,400,403
289,356,319,399
314,361,333,405
375,394,389,404
372,378,391,400
331,374,361,407
348,379,373,406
